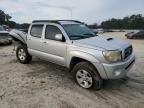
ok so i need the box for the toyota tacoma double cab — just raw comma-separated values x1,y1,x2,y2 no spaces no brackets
10,20,135,90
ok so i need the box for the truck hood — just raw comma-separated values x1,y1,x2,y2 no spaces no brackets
73,36,130,50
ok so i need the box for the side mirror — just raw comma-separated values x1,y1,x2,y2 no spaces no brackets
55,34,63,41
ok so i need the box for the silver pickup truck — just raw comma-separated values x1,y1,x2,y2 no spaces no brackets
10,20,135,90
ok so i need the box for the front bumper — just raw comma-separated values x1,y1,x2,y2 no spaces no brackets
102,53,135,79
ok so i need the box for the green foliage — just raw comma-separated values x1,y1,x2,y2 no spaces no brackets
0,10,12,25
7,21,16,28
0,9,17,28
0,9,29,29
15,23,30,29
101,14,144,29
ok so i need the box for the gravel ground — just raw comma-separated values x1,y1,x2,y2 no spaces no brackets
0,32,144,108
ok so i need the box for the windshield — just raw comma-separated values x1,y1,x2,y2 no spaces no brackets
0,26,4,31
63,24,96,40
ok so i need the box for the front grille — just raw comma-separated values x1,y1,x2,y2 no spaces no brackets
124,46,133,59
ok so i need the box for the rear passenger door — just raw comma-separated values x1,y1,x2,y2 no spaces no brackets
27,24,44,55
42,24,67,66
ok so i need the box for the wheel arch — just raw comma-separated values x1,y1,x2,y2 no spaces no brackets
67,51,108,79
69,57,100,75
67,51,100,71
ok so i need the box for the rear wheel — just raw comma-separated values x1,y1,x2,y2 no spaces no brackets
72,62,103,90
16,45,32,64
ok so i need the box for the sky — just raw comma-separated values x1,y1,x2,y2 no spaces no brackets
0,0,144,24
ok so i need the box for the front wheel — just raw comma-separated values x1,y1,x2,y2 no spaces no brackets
16,45,32,64
72,62,103,90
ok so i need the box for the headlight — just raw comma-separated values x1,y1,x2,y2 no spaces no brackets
103,50,122,63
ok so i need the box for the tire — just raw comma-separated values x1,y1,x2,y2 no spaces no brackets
71,62,103,90
16,45,32,64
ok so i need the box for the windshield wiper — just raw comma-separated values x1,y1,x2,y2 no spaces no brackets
83,33,97,36
70,35,90,40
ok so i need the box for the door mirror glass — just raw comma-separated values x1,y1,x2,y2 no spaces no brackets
55,34,63,41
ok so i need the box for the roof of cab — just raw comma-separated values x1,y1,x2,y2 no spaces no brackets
32,20,83,25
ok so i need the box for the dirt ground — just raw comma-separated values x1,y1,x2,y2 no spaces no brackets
0,32,144,108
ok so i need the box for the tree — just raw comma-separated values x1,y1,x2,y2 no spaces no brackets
101,14,144,29
7,21,16,28
0,10,12,25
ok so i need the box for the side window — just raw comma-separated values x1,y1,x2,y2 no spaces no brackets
45,25,64,41
30,25,43,38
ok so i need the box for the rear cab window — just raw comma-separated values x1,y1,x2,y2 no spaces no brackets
30,25,44,38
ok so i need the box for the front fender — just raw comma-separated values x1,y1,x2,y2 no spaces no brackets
67,51,108,79
67,51,100,68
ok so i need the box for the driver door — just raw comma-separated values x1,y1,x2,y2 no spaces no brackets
42,24,67,66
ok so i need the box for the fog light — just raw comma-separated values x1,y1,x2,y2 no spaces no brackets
113,71,121,76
